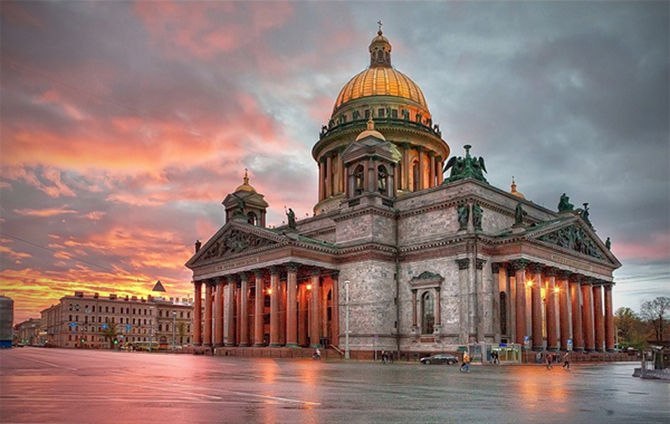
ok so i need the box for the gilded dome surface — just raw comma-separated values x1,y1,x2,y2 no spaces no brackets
333,67,429,114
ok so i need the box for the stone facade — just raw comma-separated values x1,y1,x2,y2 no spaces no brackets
186,30,620,360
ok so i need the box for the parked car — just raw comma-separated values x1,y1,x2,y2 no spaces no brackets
420,353,458,365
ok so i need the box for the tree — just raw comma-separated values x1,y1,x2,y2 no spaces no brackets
101,320,118,349
640,296,670,342
614,307,647,349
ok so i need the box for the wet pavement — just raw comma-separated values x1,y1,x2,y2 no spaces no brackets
1,347,668,423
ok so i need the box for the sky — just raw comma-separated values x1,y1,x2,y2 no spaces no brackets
1,1,668,324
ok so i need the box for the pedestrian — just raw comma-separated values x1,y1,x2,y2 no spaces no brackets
545,352,553,369
313,347,321,360
492,351,499,365
381,350,388,364
460,351,471,372
562,352,570,369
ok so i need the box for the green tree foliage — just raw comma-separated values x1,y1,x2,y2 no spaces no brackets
640,296,670,342
101,320,118,349
614,307,647,349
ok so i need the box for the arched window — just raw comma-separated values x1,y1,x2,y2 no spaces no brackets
354,164,365,195
412,160,420,191
247,212,257,225
421,291,434,334
499,292,507,335
377,165,388,195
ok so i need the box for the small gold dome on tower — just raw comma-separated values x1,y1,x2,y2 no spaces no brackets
235,169,256,193
355,118,386,141
510,177,525,199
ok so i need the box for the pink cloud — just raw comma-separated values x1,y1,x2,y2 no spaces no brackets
612,232,670,262
13,206,77,217
134,1,294,61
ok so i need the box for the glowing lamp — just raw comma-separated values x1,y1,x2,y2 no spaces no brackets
306,284,312,291
266,288,273,295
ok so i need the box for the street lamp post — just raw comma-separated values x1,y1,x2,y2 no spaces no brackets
172,311,176,351
345,280,350,360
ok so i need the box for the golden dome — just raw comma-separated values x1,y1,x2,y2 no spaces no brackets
333,67,429,113
510,177,525,199
355,118,386,141
235,169,256,193
332,29,430,117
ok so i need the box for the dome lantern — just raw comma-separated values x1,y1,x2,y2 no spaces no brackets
369,23,391,68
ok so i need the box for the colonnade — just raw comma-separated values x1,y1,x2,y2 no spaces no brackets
192,265,339,349
494,260,615,352
317,145,444,201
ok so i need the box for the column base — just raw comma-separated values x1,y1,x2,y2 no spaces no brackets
238,343,249,347
606,348,616,352
224,343,235,347
285,343,299,348
532,346,543,351
214,343,224,347
253,343,266,347
269,343,282,347
310,343,321,348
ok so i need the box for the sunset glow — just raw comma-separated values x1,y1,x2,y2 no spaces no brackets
1,1,668,323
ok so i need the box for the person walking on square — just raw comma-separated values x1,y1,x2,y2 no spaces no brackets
562,352,570,369
460,351,471,372
545,352,553,369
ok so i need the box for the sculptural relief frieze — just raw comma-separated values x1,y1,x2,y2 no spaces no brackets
201,229,275,261
538,225,605,260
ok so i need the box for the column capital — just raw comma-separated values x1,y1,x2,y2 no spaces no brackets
285,262,299,273
456,258,470,270
510,259,530,271
309,268,322,277
253,269,263,279
225,275,237,285
558,270,572,280
543,267,559,277
330,270,339,280
475,258,486,270
527,262,544,274
581,277,595,286
239,272,248,282
569,274,582,284
213,276,224,285
193,280,203,287
269,266,280,276
491,262,503,274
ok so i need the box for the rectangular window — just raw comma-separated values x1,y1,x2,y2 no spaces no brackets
112,307,115,313
391,109,398,118
378,108,385,117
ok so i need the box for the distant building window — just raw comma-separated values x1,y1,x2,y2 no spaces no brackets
391,109,398,118
378,108,385,118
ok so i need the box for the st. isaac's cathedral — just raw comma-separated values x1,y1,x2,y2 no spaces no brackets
186,28,620,360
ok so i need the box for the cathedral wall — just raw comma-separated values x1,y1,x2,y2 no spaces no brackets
338,260,397,351
397,206,459,245
335,212,396,246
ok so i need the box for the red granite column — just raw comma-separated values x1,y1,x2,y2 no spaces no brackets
286,264,298,347
512,260,528,345
193,281,202,346
203,281,213,346
581,279,595,351
213,278,223,347
331,272,340,347
592,282,604,352
310,270,321,348
491,263,501,342
570,276,584,351
269,267,280,347
224,277,236,346
530,264,543,351
435,287,442,327
604,283,615,351
558,271,571,351
254,270,264,346
545,268,558,351
239,272,249,347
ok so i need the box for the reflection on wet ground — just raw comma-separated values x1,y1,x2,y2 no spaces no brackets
1,347,668,423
